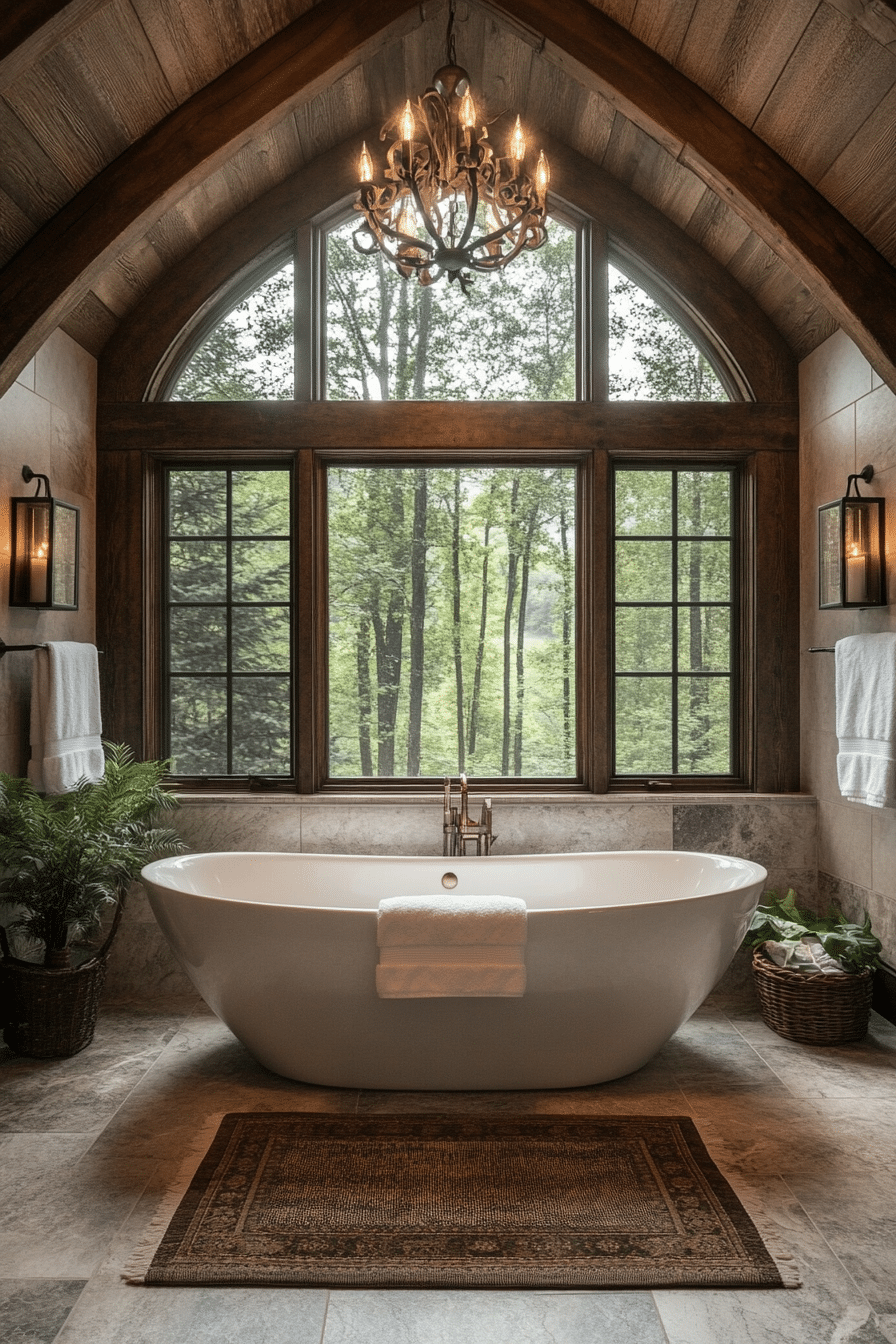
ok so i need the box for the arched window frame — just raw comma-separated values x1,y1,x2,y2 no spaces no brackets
95,158,799,795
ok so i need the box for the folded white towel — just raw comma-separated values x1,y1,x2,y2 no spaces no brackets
835,633,896,808
377,894,528,946
28,642,104,795
376,895,527,998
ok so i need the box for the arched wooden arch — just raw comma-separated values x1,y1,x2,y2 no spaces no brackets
98,129,796,405
1,0,894,396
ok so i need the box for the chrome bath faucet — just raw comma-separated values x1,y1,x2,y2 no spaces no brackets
443,774,495,856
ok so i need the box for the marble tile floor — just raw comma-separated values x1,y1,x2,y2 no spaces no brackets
2,991,896,1344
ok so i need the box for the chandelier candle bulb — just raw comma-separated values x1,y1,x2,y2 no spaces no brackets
510,115,526,164
358,141,373,183
399,100,415,143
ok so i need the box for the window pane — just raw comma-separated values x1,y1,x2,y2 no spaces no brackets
169,678,228,774
325,216,576,402
616,541,672,602
232,607,290,672
678,471,731,534
678,678,731,773
171,263,294,401
677,541,731,602
169,470,226,534
232,469,291,535
169,541,227,602
677,608,730,672
232,678,292,774
609,263,729,402
232,540,290,601
616,608,672,672
328,465,577,778
615,470,672,535
615,678,673,773
170,607,227,672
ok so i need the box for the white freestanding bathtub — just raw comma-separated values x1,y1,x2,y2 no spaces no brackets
141,850,766,1090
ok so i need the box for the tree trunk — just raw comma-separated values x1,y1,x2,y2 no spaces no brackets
687,479,709,770
513,504,540,776
405,468,428,776
468,477,497,757
452,472,465,772
356,614,373,776
560,503,573,769
501,476,521,775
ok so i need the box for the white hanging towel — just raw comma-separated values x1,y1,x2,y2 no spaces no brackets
28,642,104,795
376,894,527,998
835,632,896,808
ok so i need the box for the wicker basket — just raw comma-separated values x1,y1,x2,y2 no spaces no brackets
0,905,122,1059
0,952,109,1058
752,945,873,1045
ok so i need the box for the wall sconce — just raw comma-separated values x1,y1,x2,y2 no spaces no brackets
818,464,886,609
9,465,80,610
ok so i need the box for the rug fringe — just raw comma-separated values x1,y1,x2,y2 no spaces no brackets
708,1160,802,1288
122,1111,227,1284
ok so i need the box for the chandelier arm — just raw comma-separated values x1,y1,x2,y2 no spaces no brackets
457,168,480,252
408,175,444,249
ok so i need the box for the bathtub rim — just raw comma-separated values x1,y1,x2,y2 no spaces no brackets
141,848,768,915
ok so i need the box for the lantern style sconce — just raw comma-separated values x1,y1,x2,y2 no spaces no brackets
9,465,80,610
818,464,886,609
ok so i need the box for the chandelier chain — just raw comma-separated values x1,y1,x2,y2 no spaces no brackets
446,0,457,66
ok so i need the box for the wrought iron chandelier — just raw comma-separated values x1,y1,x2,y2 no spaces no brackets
353,0,550,293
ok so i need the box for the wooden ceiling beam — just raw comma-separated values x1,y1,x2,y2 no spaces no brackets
493,0,896,389
0,0,114,91
2,0,896,396
0,0,423,398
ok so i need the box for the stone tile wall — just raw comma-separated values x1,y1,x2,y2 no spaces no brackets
800,329,896,963
105,793,817,999
0,332,97,775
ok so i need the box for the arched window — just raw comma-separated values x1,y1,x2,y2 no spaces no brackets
98,192,797,794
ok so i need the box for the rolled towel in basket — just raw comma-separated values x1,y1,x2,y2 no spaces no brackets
376,895,527,998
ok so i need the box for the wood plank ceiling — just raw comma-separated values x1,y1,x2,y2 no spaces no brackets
1,0,895,376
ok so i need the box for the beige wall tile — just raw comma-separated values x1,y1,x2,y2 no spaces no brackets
799,329,874,430
817,799,873,889
872,807,896,900
34,329,97,429
855,381,896,477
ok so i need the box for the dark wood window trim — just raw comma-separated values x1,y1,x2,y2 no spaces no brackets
97,402,799,796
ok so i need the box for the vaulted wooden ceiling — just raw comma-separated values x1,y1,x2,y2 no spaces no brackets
2,0,896,398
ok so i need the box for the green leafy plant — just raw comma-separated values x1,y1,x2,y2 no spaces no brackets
743,888,882,974
0,743,185,968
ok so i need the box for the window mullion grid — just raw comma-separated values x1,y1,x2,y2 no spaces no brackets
671,470,679,777
225,469,234,776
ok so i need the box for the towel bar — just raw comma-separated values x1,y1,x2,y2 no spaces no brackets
0,638,103,659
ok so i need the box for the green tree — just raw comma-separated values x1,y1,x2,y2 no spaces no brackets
609,265,727,402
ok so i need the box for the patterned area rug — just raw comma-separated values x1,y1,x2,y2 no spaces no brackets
125,1113,799,1288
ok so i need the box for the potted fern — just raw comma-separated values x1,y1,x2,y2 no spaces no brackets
743,889,882,1045
0,743,185,1058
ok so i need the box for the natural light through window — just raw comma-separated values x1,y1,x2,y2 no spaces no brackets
609,264,728,402
325,215,577,401
328,465,576,777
